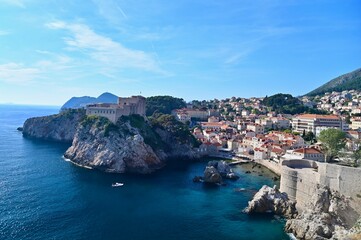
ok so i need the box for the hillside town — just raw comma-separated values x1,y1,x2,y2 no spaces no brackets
170,90,361,167
83,91,361,168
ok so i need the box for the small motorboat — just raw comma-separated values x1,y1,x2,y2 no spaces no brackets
112,182,124,187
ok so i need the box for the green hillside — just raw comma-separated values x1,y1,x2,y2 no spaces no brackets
306,67,361,96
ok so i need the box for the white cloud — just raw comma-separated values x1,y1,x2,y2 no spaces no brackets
0,30,10,36
1,0,25,8
46,21,163,73
225,49,253,65
0,63,40,84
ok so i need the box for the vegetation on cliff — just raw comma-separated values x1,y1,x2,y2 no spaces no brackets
66,113,200,173
80,113,200,152
262,93,327,114
306,67,361,96
145,96,186,116
149,113,201,147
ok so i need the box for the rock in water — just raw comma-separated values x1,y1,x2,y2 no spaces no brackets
203,166,222,184
208,160,239,180
244,185,297,218
285,185,358,240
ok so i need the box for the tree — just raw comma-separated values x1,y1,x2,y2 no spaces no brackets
350,146,361,167
303,131,315,142
146,96,186,116
318,128,346,162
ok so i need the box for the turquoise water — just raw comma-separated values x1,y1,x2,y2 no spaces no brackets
0,105,289,240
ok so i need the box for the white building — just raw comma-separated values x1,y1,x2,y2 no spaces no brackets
292,114,341,135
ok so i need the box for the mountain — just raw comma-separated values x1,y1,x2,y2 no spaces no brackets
61,92,118,110
306,67,361,96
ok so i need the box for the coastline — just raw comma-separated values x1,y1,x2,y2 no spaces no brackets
62,156,93,170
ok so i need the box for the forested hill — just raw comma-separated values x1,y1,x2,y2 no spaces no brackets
306,67,361,96
262,93,326,114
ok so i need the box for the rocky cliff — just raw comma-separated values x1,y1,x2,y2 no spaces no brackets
285,185,359,240
64,114,200,173
244,185,297,218
22,109,86,142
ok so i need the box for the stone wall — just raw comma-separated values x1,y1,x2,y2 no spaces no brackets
280,159,361,215
280,160,319,207
318,163,361,212
254,159,282,175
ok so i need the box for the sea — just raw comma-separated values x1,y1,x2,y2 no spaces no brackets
0,105,290,240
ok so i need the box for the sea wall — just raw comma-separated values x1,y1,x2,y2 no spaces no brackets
280,159,361,216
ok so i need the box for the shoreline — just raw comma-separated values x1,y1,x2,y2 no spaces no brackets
62,156,93,170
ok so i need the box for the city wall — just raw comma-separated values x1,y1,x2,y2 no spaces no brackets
253,159,282,175
280,159,361,216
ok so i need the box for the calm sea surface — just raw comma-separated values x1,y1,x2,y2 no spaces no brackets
0,105,289,240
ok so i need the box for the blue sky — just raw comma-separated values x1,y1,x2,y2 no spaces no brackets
0,0,360,105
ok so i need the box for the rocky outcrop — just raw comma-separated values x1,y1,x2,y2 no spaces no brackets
208,160,239,180
203,166,222,184
22,109,85,142
244,185,297,218
193,161,239,184
285,185,358,240
64,115,200,173
64,117,163,173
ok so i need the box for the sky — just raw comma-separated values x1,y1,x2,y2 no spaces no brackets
0,0,360,106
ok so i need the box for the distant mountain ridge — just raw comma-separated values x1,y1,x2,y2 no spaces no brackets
61,92,118,110
306,67,361,96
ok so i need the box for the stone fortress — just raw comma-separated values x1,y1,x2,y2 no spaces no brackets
86,95,146,123
280,159,361,223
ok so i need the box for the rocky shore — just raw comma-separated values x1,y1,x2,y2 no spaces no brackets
244,185,297,218
245,184,360,239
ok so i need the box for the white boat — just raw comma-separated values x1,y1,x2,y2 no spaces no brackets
112,182,124,187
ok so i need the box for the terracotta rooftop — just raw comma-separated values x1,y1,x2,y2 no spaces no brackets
293,147,323,154
295,114,340,120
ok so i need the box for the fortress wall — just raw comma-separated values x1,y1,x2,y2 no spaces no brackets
280,167,298,201
280,159,361,214
318,164,361,212
280,166,319,209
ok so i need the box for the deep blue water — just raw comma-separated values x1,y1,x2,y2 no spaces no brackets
0,105,289,240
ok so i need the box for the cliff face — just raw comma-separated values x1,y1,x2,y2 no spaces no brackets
244,185,297,218
22,109,86,143
285,185,359,240
64,114,200,173
64,116,163,173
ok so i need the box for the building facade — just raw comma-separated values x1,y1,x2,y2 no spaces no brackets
292,114,341,135
86,95,146,123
